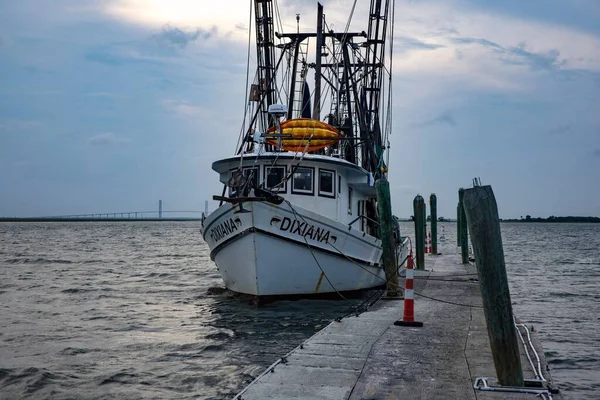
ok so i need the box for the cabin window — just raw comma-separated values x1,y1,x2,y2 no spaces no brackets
348,187,353,214
264,165,286,193
318,169,335,198
292,167,314,195
338,175,342,194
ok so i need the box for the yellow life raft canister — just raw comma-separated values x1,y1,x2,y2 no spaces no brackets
266,118,341,153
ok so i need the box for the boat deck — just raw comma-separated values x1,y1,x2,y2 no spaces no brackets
233,246,562,399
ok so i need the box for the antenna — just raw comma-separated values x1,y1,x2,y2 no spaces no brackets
266,104,289,150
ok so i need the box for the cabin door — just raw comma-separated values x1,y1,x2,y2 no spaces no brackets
366,199,378,238
357,200,365,232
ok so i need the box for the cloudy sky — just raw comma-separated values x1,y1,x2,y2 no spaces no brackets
1,0,599,219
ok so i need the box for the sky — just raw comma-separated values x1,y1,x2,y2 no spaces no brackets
0,0,599,219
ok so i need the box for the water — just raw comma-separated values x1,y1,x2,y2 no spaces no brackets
0,222,599,399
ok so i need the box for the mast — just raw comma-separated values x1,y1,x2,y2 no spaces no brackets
312,3,324,121
243,0,392,174
254,0,277,132
361,0,390,176
287,14,301,120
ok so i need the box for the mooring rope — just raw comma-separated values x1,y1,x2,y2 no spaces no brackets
284,200,485,313
413,291,483,309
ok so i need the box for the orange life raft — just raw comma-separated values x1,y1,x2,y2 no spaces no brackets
265,118,341,153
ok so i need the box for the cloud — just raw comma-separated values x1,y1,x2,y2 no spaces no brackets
431,28,459,37
548,125,571,135
451,37,505,51
0,119,42,132
397,36,445,51
161,98,208,119
84,46,174,66
2,0,600,218
12,160,32,169
0,35,10,48
87,132,131,146
152,25,215,48
84,91,128,98
505,45,565,71
387,0,600,96
413,112,457,128
102,0,249,38
450,37,567,72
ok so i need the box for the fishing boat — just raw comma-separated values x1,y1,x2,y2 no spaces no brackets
200,0,409,297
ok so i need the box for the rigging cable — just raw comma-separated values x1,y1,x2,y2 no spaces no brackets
235,0,256,154
384,0,396,169
327,241,389,282
340,0,359,45
284,200,483,311
337,253,410,321
336,236,415,320
285,198,406,284
285,200,347,301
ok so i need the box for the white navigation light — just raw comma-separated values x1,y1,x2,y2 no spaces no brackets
268,104,288,117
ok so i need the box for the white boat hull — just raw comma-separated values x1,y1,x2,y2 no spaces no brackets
201,200,408,297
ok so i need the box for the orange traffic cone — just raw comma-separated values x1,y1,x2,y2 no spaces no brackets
394,250,424,327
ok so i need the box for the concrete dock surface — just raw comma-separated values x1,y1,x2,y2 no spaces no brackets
234,246,561,399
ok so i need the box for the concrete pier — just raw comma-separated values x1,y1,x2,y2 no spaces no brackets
234,246,561,399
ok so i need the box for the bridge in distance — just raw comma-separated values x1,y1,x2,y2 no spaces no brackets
0,210,205,222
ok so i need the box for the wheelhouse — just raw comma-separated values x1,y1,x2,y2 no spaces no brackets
213,153,380,236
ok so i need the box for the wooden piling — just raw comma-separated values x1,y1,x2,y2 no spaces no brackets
457,203,461,247
463,185,524,387
413,195,425,270
458,189,468,264
375,177,400,297
430,194,437,255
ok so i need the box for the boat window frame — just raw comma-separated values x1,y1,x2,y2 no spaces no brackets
243,166,259,189
263,165,287,193
227,167,260,196
348,187,353,215
318,168,336,199
291,166,315,196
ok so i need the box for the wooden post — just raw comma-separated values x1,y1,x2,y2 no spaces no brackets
376,177,400,297
463,185,524,387
423,202,427,240
430,193,437,255
458,188,468,264
457,203,461,247
413,195,425,270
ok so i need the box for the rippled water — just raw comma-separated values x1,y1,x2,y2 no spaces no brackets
0,221,598,399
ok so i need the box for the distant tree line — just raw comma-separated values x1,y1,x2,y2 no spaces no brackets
405,215,600,223
500,215,600,223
